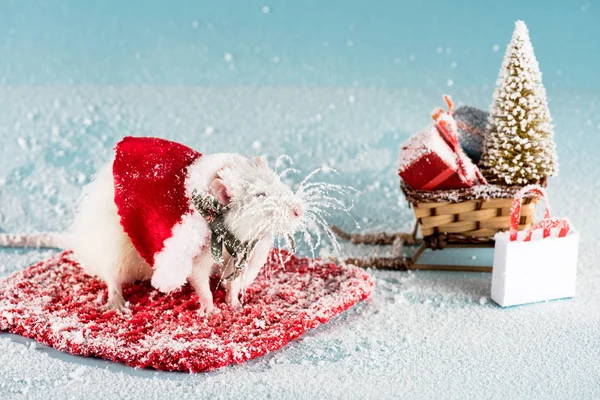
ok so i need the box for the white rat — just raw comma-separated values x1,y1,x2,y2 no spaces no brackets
0,137,306,315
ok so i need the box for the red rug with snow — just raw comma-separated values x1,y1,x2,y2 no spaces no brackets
0,251,373,372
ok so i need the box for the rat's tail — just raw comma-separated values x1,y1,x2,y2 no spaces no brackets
0,233,68,249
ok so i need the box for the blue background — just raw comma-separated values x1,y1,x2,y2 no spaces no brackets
1,0,597,89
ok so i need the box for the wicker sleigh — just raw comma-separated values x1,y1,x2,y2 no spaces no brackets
401,181,540,242
332,180,544,272
331,95,549,271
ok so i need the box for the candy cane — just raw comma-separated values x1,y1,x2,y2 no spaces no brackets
509,185,570,242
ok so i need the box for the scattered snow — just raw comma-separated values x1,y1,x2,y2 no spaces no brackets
0,86,597,398
76,173,86,184
17,137,28,150
68,366,87,381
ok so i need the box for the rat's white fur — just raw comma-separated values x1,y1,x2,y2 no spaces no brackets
184,153,248,196
218,157,305,241
66,152,304,314
69,163,154,310
150,211,210,293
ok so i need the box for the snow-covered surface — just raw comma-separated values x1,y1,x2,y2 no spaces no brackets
0,86,599,398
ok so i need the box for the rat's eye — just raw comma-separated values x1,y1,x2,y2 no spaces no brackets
255,192,266,198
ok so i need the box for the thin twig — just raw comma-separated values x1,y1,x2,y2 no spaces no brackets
330,225,418,246
342,257,410,270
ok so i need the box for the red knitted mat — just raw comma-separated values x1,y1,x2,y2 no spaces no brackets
0,251,373,372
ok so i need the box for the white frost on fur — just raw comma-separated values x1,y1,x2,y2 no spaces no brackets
186,152,305,245
220,159,304,242
240,234,273,289
69,163,153,286
151,212,210,293
184,153,247,198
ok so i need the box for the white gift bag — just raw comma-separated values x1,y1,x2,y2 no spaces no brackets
491,185,579,307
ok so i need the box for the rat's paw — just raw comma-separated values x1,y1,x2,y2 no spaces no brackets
116,305,132,315
226,296,242,310
105,298,131,315
197,299,215,318
225,282,242,309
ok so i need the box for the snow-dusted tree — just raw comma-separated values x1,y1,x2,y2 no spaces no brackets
480,20,558,185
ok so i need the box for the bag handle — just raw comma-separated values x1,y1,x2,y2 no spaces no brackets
509,185,550,241
509,185,570,242
523,218,571,241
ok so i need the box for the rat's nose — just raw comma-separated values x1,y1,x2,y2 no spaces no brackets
292,206,304,218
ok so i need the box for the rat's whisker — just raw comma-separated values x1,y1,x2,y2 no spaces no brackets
275,237,289,270
279,168,301,179
275,155,294,173
299,225,318,258
298,167,338,190
304,197,348,212
300,182,352,195
246,223,270,246
298,181,348,193
310,216,343,255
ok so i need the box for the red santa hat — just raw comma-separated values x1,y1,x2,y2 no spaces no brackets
113,136,210,292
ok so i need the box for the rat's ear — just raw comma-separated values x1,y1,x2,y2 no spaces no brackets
255,156,268,168
210,178,232,205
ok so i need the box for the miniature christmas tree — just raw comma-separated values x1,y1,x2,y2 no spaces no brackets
480,20,558,185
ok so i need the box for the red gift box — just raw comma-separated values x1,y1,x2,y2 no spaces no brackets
398,96,486,191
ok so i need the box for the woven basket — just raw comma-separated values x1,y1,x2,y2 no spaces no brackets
401,181,541,241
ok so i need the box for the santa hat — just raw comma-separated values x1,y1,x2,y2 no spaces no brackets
113,136,208,292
